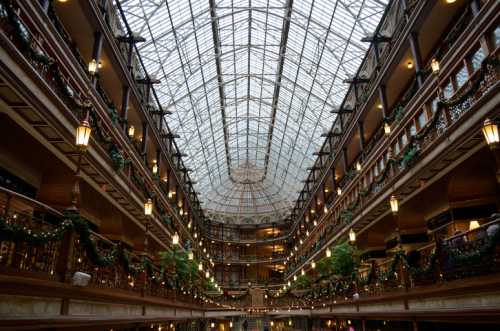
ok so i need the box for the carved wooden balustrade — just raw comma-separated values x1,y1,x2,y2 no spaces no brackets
288,10,500,274
0,185,204,306
0,186,61,280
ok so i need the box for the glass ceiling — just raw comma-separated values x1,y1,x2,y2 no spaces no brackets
119,0,388,221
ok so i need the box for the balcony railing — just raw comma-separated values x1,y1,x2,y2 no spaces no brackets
0,0,199,250
0,185,199,304
213,254,287,264
289,2,500,274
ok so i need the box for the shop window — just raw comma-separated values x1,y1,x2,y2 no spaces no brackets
455,65,468,88
470,47,485,72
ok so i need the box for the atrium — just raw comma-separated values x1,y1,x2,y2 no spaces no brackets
0,0,499,330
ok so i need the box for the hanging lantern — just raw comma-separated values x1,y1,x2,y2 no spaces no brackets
144,198,153,216
337,187,342,196
88,59,98,75
75,119,91,149
326,247,331,258
127,125,135,138
431,58,440,74
188,251,194,260
349,228,356,243
301,269,305,276
469,220,480,231
482,118,499,146
172,232,179,246
205,271,210,278
293,275,297,281
390,195,399,213
198,262,203,271
152,161,158,175
384,122,391,135
356,161,362,172
311,261,316,269
406,60,413,69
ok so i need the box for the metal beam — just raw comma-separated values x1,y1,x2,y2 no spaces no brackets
262,0,294,177
207,0,233,179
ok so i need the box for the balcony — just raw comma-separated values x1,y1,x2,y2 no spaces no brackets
287,0,500,276
0,185,203,320
0,0,204,258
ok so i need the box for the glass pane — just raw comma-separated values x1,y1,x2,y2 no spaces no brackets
471,47,485,71
119,0,389,222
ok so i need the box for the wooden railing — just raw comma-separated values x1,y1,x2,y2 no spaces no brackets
0,186,196,304
0,0,199,251
289,2,500,274
0,186,62,280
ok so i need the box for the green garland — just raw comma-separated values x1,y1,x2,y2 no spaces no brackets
0,0,52,65
108,145,128,172
0,213,162,278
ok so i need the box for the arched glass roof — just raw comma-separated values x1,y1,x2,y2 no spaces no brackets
119,0,388,222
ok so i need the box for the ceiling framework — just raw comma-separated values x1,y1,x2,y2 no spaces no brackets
119,0,388,224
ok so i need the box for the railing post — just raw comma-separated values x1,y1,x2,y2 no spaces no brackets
55,225,76,285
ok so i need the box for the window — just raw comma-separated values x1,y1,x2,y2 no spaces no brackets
470,47,486,72
431,97,439,113
493,26,500,49
394,142,400,155
443,82,454,99
418,111,427,129
455,65,468,89
400,133,408,147
409,122,417,136
378,158,385,171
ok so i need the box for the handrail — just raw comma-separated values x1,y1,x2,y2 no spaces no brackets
445,218,500,242
0,186,63,217
287,2,499,275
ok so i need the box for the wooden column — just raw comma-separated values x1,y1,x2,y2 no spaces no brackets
378,85,389,119
408,32,424,87
141,121,148,162
358,121,365,153
90,31,103,87
126,40,134,72
373,42,381,69
121,85,130,131
156,149,161,176
342,147,349,173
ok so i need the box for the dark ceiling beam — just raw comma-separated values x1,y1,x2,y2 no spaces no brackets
209,0,232,177
262,0,294,178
